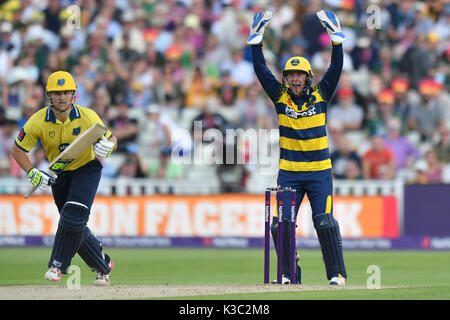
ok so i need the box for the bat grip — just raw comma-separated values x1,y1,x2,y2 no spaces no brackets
24,185,38,199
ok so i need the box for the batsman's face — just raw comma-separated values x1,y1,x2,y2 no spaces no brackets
48,90,75,112
286,71,307,96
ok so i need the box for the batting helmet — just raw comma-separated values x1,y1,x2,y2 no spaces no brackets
46,71,77,92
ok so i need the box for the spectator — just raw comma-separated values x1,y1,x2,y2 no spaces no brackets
80,31,109,72
235,83,269,129
366,88,403,136
433,124,450,164
146,104,192,161
220,48,254,87
149,147,183,180
152,62,184,108
407,78,444,142
182,65,209,109
328,87,364,131
91,86,111,123
400,33,435,89
390,77,415,121
0,22,14,94
330,135,361,180
109,100,139,154
414,149,443,184
384,118,420,170
343,159,363,180
43,0,61,35
117,33,140,68
18,101,38,129
0,118,17,160
118,144,147,179
362,134,396,180
327,119,344,154
72,54,95,108
211,70,240,108
127,56,155,110
0,20,21,61
102,64,127,106
113,10,146,56
191,101,231,139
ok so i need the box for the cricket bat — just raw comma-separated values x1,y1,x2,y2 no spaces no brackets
24,123,107,198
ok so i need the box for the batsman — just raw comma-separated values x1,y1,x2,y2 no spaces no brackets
11,71,118,285
248,10,347,285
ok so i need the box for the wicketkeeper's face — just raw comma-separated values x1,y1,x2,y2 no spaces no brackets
286,71,307,96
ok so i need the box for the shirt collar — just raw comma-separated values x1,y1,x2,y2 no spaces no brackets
69,104,81,121
46,104,81,123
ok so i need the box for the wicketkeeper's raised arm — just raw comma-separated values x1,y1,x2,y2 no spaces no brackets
316,10,345,102
247,11,282,103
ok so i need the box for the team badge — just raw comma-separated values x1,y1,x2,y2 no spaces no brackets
290,59,300,66
73,127,80,135
49,131,55,138
57,79,65,86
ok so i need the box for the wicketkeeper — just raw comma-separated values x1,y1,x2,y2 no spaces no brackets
11,71,118,285
248,10,347,285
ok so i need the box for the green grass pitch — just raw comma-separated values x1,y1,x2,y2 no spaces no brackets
0,247,449,299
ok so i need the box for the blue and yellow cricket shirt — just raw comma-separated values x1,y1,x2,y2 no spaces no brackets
15,104,112,171
252,44,343,172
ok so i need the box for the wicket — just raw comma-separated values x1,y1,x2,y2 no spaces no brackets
264,187,297,284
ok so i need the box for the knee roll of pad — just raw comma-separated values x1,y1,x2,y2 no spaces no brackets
313,213,347,279
59,202,90,233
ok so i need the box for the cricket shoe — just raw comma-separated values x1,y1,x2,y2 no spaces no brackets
329,274,346,286
94,259,114,286
45,266,62,282
271,275,291,285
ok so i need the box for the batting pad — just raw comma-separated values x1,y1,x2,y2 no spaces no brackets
48,202,90,273
77,229,111,275
313,213,347,280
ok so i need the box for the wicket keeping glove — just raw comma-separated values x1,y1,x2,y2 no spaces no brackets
316,10,345,44
247,11,272,45
94,135,115,158
27,168,56,191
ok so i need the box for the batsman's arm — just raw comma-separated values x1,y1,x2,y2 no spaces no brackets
14,143,56,199
251,45,283,103
11,143,34,175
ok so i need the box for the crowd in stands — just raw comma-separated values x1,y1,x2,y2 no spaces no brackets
0,0,449,192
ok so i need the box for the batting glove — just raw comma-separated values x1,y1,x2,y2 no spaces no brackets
27,168,56,191
316,10,345,44
94,136,115,158
247,11,272,46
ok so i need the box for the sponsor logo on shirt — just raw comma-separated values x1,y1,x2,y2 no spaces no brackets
285,106,317,119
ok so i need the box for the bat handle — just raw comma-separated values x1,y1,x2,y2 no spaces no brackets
24,185,38,199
